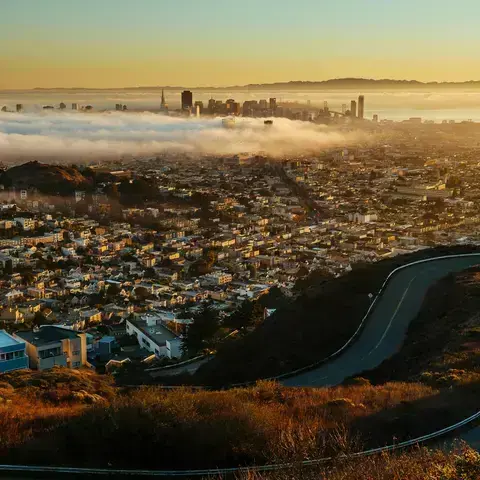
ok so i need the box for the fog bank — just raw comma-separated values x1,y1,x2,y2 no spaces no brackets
0,112,366,160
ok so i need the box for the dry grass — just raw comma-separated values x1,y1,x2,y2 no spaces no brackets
234,444,480,480
0,372,445,470
0,369,477,472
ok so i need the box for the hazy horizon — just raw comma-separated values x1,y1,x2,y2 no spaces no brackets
5,89,480,122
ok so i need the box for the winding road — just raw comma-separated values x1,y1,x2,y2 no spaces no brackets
282,254,480,448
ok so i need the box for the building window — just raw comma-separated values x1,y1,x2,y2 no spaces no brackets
39,347,61,359
72,361,80,367
72,350,80,356
14,351,24,358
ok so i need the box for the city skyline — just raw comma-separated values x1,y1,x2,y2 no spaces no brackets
3,0,480,89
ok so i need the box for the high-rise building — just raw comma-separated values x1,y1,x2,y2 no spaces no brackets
259,99,268,110
373,114,378,122
72,103,78,110
341,104,347,114
195,105,201,117
242,100,258,117
16,104,23,113
115,104,122,111
350,100,357,118
358,95,365,119
208,98,216,114
181,90,193,111
269,98,277,111
160,89,168,112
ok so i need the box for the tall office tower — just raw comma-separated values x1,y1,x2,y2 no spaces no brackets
350,100,357,118
259,99,268,110
72,103,78,110
160,89,169,112
269,98,277,111
358,95,365,119
323,100,329,112
181,90,193,111
195,105,201,117
16,104,23,112
373,114,378,122
208,98,216,114
341,104,347,114
226,99,235,113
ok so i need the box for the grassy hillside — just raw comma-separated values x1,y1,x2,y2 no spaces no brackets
0,368,462,470
0,367,478,472
237,446,480,480
195,245,480,387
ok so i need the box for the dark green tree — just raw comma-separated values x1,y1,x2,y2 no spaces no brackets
183,304,219,355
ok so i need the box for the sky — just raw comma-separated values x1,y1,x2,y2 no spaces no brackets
2,0,480,89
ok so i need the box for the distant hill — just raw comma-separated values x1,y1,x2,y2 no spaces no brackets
29,78,480,91
0,161,90,195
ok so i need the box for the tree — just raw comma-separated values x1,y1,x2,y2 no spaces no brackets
33,311,48,327
107,284,121,296
183,305,219,355
134,286,150,301
144,267,157,279
4,259,13,275
224,300,264,330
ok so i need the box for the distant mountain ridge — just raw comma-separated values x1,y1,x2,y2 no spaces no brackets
29,78,480,91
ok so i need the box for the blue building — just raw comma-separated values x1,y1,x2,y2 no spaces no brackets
0,330,28,373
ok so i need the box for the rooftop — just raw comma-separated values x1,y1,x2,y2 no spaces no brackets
129,318,177,347
16,326,80,347
0,329,24,348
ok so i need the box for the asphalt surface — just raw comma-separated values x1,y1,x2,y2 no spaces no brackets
282,255,480,447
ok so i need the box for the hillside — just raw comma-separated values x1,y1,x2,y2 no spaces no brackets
195,246,480,387
0,368,477,474
0,161,90,195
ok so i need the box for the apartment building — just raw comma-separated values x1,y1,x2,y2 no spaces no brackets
16,326,87,371
0,330,28,373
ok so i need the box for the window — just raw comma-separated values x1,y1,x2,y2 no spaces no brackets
72,361,80,368
72,350,80,356
39,347,61,359
14,351,24,358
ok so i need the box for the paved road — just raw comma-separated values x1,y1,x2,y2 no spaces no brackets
282,255,480,447
150,357,210,377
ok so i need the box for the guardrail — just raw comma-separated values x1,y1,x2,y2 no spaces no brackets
0,410,478,477
145,354,208,372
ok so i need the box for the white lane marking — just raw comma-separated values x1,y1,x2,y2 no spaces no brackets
367,275,417,356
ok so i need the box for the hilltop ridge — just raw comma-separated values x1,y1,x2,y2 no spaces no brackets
27,77,480,91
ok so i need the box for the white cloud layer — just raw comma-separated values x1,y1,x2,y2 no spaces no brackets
0,112,366,160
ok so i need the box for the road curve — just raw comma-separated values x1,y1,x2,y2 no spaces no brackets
283,255,480,387
282,254,480,448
